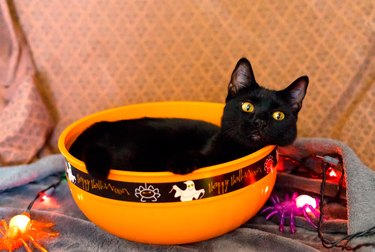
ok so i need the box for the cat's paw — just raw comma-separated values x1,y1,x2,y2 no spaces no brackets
166,152,204,175
86,164,110,180
83,145,111,180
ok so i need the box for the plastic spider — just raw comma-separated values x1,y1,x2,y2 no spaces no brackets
261,193,320,233
0,212,59,252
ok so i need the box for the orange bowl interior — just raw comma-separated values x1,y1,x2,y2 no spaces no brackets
58,102,277,244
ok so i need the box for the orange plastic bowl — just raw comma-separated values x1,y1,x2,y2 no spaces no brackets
58,102,277,245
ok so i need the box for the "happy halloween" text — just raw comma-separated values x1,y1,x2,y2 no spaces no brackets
77,174,130,196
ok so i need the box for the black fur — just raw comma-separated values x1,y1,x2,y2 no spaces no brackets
69,58,308,179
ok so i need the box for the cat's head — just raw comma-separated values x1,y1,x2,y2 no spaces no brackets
221,58,308,150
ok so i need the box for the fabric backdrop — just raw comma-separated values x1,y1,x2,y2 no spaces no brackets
1,0,374,168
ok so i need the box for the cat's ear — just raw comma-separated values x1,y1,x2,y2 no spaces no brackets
228,58,258,98
281,76,309,112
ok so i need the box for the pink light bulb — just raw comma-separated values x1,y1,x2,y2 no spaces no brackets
295,194,317,213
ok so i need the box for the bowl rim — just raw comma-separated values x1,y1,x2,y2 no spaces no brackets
58,101,276,179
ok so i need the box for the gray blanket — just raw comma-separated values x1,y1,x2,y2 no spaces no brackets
1,138,374,251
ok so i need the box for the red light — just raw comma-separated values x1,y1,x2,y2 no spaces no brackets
326,167,337,178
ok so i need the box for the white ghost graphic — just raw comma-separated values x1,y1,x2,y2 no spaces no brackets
66,162,76,183
171,180,205,201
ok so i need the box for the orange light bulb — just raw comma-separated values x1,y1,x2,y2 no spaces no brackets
9,213,31,234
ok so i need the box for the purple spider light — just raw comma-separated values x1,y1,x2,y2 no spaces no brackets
261,192,320,233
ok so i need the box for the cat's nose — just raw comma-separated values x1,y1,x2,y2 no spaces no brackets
255,119,267,128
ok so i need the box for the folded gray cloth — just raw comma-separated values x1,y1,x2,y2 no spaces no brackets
0,154,65,192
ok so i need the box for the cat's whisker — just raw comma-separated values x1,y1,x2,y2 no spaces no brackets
221,126,238,138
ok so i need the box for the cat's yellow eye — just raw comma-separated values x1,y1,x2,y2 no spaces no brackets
272,111,285,121
241,102,254,113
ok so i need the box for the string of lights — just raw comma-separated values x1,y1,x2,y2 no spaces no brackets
316,156,375,250
1,156,374,251
0,172,64,251
276,153,375,249
26,173,65,213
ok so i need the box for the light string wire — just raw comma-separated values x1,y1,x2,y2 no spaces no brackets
278,153,375,249
317,160,375,250
26,172,65,213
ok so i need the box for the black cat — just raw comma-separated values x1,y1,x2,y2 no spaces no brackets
69,58,308,179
